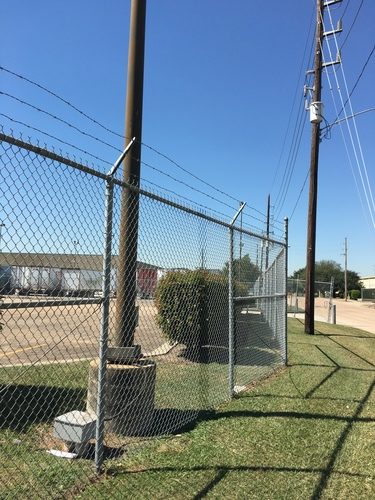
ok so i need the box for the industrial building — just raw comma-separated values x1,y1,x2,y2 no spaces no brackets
0,252,159,297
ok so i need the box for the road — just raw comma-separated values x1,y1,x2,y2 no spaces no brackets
291,297,375,334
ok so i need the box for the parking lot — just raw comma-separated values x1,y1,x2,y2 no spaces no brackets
0,297,165,367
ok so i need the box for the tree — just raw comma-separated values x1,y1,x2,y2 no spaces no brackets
222,254,261,287
290,260,362,297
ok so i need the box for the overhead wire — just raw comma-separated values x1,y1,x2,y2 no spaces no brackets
289,168,309,221
319,35,369,229
340,0,365,50
270,3,315,194
323,6,375,228
326,3,375,220
331,41,375,123
274,98,308,220
273,8,316,219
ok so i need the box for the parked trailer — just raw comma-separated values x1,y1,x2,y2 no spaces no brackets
0,266,12,294
61,268,102,296
136,266,158,298
13,266,61,294
1,261,157,298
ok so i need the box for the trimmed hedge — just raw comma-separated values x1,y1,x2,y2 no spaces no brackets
155,270,246,350
350,289,361,300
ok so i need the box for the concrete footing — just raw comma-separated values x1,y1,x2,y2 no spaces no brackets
86,358,156,436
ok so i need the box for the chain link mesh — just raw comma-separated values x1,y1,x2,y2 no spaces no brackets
0,133,287,497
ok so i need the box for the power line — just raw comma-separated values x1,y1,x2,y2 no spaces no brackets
341,0,351,20
274,97,309,219
273,15,316,217
340,0,365,50
326,4,375,219
289,168,309,221
270,3,315,194
331,41,375,123
322,40,371,230
324,6,375,227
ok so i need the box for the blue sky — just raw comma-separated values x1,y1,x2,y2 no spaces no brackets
1,0,374,276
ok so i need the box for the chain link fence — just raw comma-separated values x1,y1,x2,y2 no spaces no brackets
287,277,334,321
0,131,287,497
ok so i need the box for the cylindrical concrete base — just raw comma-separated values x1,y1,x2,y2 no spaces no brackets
87,358,156,436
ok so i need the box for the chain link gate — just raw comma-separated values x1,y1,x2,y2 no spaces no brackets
0,130,287,497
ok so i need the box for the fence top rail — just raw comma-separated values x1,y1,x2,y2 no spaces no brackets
1,132,285,247
235,293,286,303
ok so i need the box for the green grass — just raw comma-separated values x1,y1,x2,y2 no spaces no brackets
78,319,375,499
1,319,375,498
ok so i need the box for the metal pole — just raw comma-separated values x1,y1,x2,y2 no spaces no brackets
228,226,235,398
95,179,114,473
284,217,289,364
239,202,243,284
95,143,135,473
305,0,324,335
265,194,270,270
330,304,336,324
228,203,246,399
328,276,334,322
115,0,147,348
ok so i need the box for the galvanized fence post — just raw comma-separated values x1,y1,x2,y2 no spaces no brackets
328,276,335,323
284,217,289,365
228,225,235,399
95,177,114,473
95,140,135,473
228,203,246,399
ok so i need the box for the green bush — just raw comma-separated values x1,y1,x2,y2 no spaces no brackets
350,289,361,300
155,270,247,350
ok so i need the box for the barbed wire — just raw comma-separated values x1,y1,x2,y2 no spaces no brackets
139,157,238,212
0,65,270,218
0,90,122,153
140,178,232,222
0,113,113,167
0,118,282,232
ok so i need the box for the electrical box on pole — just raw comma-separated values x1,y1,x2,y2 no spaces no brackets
310,102,324,124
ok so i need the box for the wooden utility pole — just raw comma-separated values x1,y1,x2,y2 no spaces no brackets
304,0,342,334
114,0,147,352
305,0,324,335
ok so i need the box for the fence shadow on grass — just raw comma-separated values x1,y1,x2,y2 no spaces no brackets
107,324,375,499
0,384,86,430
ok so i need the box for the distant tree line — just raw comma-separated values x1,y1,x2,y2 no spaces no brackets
290,260,362,298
